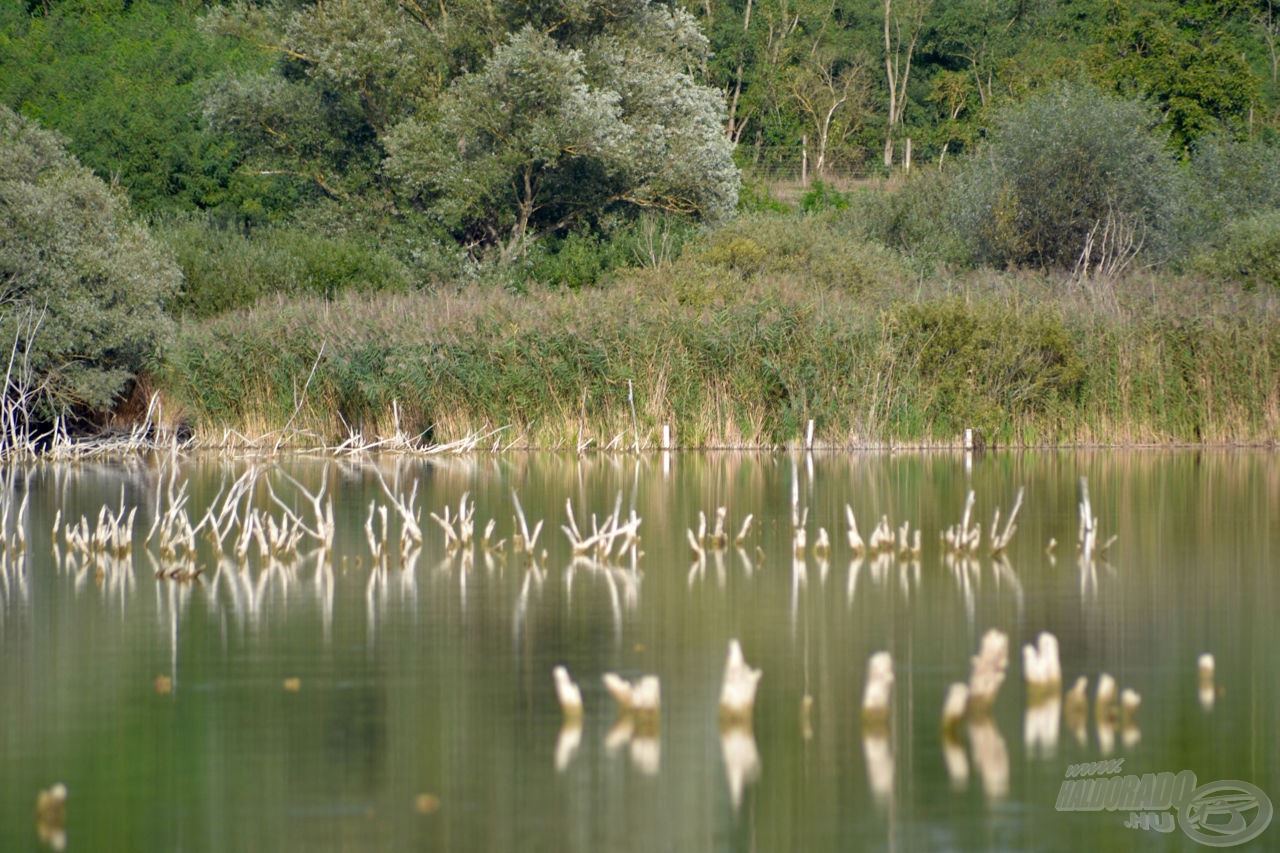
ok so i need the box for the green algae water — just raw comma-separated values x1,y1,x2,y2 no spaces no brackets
0,450,1276,851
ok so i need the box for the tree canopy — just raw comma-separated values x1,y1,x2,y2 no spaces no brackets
202,0,738,260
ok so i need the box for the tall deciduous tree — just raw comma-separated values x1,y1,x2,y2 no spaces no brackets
883,0,930,168
204,0,737,262
1088,3,1258,149
786,49,874,177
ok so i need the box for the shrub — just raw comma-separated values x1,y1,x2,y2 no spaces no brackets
1191,211,1280,290
160,215,415,317
887,300,1085,435
526,232,611,289
0,105,179,419
950,83,1180,269
800,181,852,213
858,168,969,269
688,213,906,291
1176,135,1280,259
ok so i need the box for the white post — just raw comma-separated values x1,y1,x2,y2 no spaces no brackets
661,424,672,450
801,135,809,188
805,419,815,451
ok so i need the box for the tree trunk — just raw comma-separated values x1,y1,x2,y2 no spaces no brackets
883,0,896,169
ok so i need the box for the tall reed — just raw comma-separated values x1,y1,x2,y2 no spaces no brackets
155,264,1280,449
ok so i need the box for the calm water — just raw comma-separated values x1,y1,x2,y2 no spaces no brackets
0,450,1277,851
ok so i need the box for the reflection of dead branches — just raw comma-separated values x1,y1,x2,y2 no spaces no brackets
721,727,761,812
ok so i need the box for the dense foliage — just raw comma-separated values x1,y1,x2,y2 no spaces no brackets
950,84,1182,269
0,104,178,419
162,254,1280,448
201,0,737,262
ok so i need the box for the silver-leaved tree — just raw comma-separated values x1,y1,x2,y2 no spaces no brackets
203,0,738,263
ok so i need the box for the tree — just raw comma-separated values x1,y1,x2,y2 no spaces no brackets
205,0,737,262
1088,4,1259,149
0,1,279,220
928,69,974,165
0,104,179,422
883,0,931,168
383,29,628,261
952,83,1181,269
1249,0,1280,84
786,50,875,177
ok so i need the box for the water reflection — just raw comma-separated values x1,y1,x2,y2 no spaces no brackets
0,450,1275,851
720,726,760,812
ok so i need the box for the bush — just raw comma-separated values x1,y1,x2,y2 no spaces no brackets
858,168,969,269
160,215,416,317
1191,211,1280,290
688,213,906,292
526,232,611,289
0,105,179,418
799,181,852,213
887,300,1085,434
1178,135,1280,255
950,83,1181,269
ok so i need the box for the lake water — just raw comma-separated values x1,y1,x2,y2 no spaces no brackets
1,450,1276,851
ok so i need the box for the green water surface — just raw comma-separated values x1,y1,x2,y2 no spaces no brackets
0,450,1276,851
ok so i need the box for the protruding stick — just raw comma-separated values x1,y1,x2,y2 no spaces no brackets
862,651,894,729
553,666,583,722
719,639,763,727
967,629,1009,713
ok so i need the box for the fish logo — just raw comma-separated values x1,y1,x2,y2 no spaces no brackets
1179,780,1273,847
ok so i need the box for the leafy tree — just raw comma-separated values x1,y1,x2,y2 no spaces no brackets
0,104,178,420
784,41,875,176
386,29,626,261
882,0,931,168
1088,2,1259,148
951,83,1181,269
204,0,737,262
0,0,278,219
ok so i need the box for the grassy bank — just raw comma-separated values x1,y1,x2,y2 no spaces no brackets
155,244,1280,449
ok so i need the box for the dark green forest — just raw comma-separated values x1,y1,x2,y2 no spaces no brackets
2,0,1279,446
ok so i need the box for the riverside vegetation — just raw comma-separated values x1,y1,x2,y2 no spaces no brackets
2,1,1280,450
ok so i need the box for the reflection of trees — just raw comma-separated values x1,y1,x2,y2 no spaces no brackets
2,449,1277,847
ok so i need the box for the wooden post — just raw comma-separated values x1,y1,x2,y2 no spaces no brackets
805,419,815,451
801,135,809,188
904,138,912,172
661,424,672,450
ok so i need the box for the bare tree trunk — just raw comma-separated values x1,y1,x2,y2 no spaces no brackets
883,0,929,170
504,165,537,263
883,0,896,169
725,0,755,144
